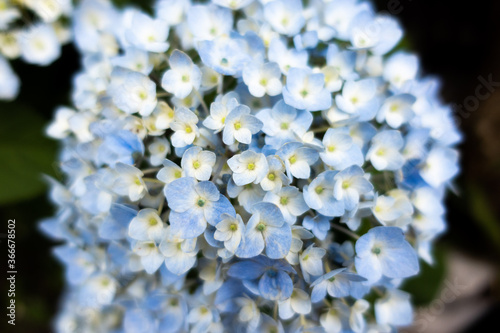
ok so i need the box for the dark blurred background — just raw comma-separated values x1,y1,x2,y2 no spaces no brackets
1,0,499,332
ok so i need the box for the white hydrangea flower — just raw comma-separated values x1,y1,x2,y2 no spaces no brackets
162,50,202,99
128,208,165,242
148,138,171,166
366,130,405,171
170,107,199,147
181,146,216,181
109,68,158,116
242,61,282,97
19,23,61,66
222,104,263,145
227,150,268,186
125,11,169,53
112,163,148,202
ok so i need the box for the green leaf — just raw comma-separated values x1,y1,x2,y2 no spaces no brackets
111,0,154,11
0,103,58,204
467,182,500,252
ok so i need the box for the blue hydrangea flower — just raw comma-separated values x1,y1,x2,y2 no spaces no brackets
165,177,235,239
302,215,330,241
222,104,263,145
303,171,345,217
228,256,295,301
319,128,364,170
366,130,405,171
198,37,251,76
162,50,202,99
282,68,332,111
236,202,292,259
333,165,373,211
39,0,461,330
257,100,313,148
354,226,419,283
277,142,319,180
310,268,367,302
97,130,144,167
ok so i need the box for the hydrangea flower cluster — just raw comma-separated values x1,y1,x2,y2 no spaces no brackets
41,0,461,332
0,0,73,100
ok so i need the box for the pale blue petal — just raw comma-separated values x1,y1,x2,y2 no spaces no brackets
169,49,193,69
99,204,137,240
317,195,345,217
204,225,224,248
169,208,207,239
166,177,198,212
233,171,256,186
242,114,263,133
124,309,155,333
380,243,419,279
195,181,220,202
205,195,236,226
165,253,197,275
253,202,285,227
236,227,265,258
264,224,292,259
215,279,245,306
227,260,267,280
354,254,382,283
326,274,352,298
158,306,185,333
310,281,328,303
258,270,293,301
242,279,261,297
142,251,165,274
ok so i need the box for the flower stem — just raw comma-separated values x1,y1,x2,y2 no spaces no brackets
143,177,164,184
194,89,209,116
330,223,360,240
142,167,161,175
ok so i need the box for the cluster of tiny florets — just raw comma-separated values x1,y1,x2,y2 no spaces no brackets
0,0,73,100
39,0,461,332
